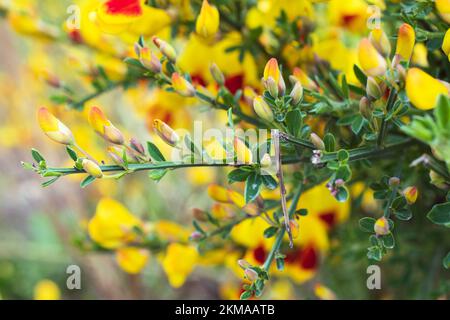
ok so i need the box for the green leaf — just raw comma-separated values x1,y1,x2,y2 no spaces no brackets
31,148,45,163
148,169,168,182
335,186,349,202
443,251,450,269
261,174,278,190
244,173,262,203
367,246,382,261
337,149,349,162
296,208,308,216
41,177,59,188
336,165,352,181
285,109,302,138
147,141,166,162
240,290,252,300
353,64,367,87
427,202,450,227
435,95,450,132
263,226,278,238
382,233,395,249
359,217,376,233
323,133,336,152
193,221,206,235
227,107,234,128
341,75,349,99
276,256,285,271
66,146,78,162
394,208,412,221
80,175,96,188
351,115,365,135
228,169,251,183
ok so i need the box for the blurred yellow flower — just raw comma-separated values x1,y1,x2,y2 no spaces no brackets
406,68,448,110
88,197,143,249
33,280,60,300
116,247,150,274
358,38,387,77
196,0,220,39
160,243,199,288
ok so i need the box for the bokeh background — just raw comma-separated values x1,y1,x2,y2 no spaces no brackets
0,0,448,300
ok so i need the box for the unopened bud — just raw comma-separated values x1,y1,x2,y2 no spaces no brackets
334,179,345,187
192,208,208,222
37,107,74,145
171,72,196,97
310,133,325,150
359,96,372,119
244,268,258,281
369,28,391,56
366,77,382,100
152,36,177,63
238,259,251,269
429,171,448,189
153,119,180,147
403,186,418,204
190,231,203,241
130,138,145,155
82,159,103,178
210,63,225,86
290,81,304,105
389,177,400,186
374,216,390,236
260,153,272,168
396,63,406,84
265,76,278,98
253,96,274,122
139,46,162,73
88,106,124,145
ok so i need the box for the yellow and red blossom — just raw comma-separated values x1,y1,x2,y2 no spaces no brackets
406,68,448,110
358,38,387,77
395,23,415,62
196,0,220,39
374,216,390,236
37,107,74,145
171,72,196,97
88,106,124,145
403,186,418,205
96,0,143,34
153,119,180,147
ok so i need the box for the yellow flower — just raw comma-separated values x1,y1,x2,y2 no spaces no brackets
406,68,448,110
171,72,196,97
291,67,318,91
412,43,429,67
88,197,143,249
358,38,387,77
374,216,389,236
160,243,198,288
37,107,74,145
442,28,450,58
436,0,450,24
403,186,418,205
395,23,415,61
34,280,60,300
95,0,143,34
88,106,124,145
314,283,337,300
116,247,149,274
234,137,253,164
208,184,230,202
327,0,369,33
196,0,220,39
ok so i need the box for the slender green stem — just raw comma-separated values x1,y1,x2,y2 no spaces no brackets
319,139,414,164
377,89,397,148
279,132,316,150
384,185,399,218
263,184,303,271
44,155,305,176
